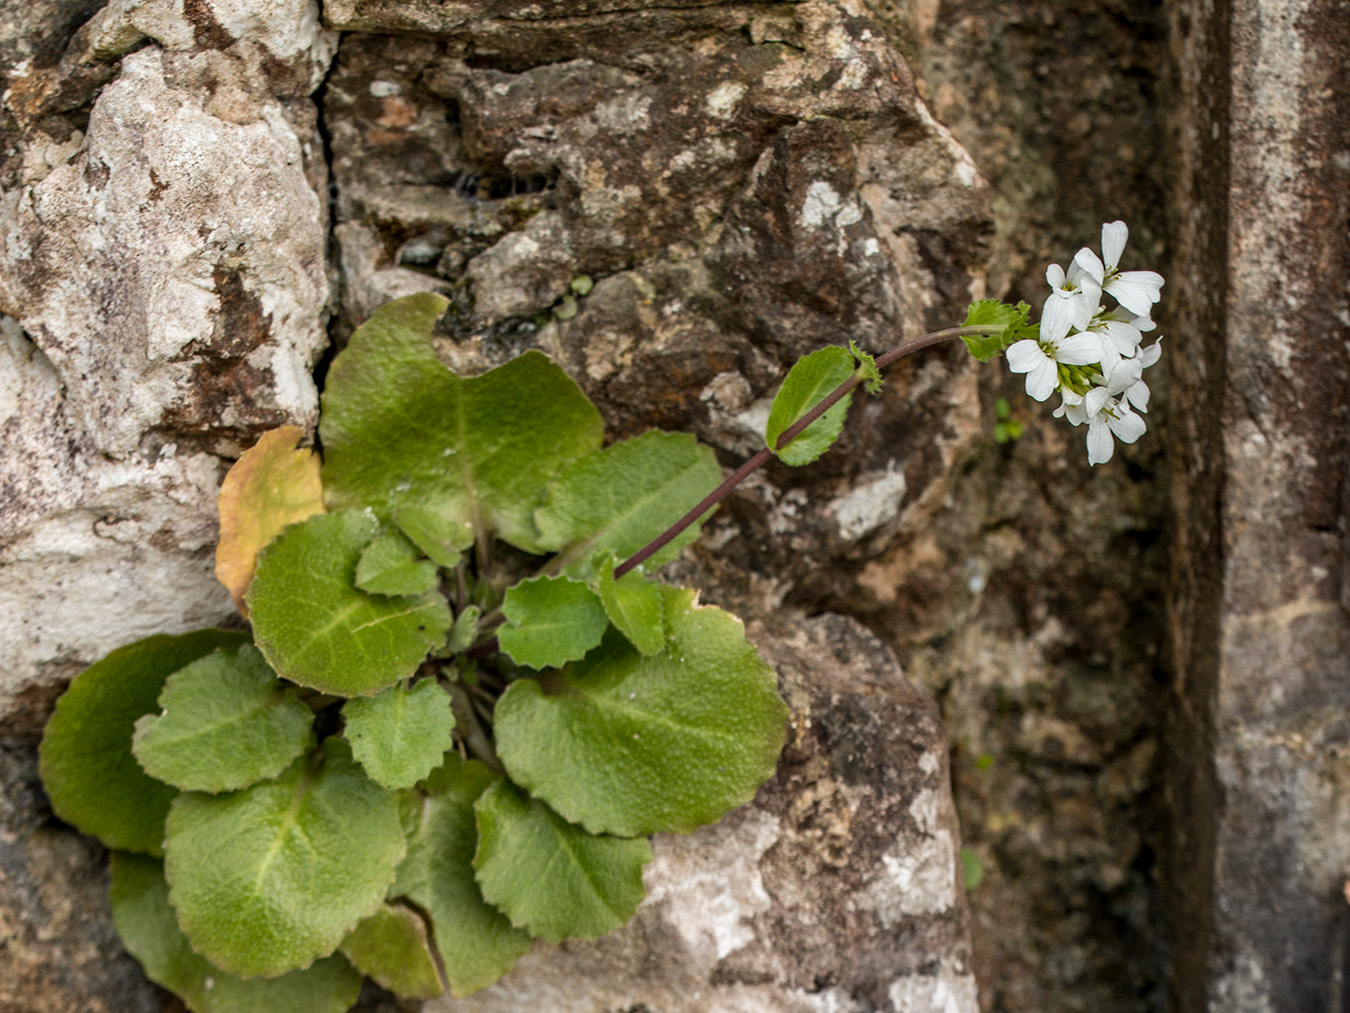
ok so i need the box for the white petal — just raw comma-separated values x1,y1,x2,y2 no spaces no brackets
1072,283,1102,329
1101,221,1128,271
1104,358,1142,396
1139,338,1163,368
1041,294,1076,343
1098,343,1123,372
1086,419,1114,465
1046,263,1066,289
1072,247,1105,285
1126,379,1150,413
1005,339,1047,374
1024,356,1058,402
1106,272,1164,316
1100,319,1142,355
1085,387,1111,416
1058,400,1088,426
1108,408,1147,444
1060,386,1085,406
1055,332,1106,365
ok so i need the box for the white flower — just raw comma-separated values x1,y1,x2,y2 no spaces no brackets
1042,261,1102,342
1006,329,1105,402
1054,358,1149,465
1072,221,1164,317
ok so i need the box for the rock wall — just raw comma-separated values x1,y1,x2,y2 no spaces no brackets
1165,0,1350,1009
1,1,988,1010
3,0,1345,1011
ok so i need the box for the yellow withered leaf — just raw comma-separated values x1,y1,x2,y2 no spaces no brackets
215,426,325,615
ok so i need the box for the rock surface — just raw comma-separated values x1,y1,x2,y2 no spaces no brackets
0,0,989,1010
1165,0,1350,1009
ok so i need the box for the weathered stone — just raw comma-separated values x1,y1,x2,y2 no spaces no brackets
0,22,334,716
1164,0,1350,1009
425,612,976,1013
0,736,163,1013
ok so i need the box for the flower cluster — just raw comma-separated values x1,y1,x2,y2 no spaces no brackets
1006,221,1164,465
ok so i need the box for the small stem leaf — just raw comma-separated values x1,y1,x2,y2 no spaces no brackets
390,757,532,996
110,852,362,1013
443,604,481,656
497,575,608,670
848,340,884,395
355,531,440,597
343,680,456,791
319,293,603,552
596,557,665,656
39,630,250,856
339,903,444,1000
132,644,315,793
393,506,472,568
961,299,1034,361
473,780,651,943
163,739,406,979
247,511,451,697
534,431,722,577
765,346,855,466
494,587,787,837
215,426,326,616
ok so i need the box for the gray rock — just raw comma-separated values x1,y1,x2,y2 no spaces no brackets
1164,0,1350,1009
0,736,163,1013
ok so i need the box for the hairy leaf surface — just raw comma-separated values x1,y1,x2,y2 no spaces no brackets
248,511,450,696
39,630,249,855
133,644,314,793
215,426,326,615
320,293,603,550
473,780,650,943
164,739,405,979
497,575,608,669
339,903,443,999
962,299,1035,361
765,346,854,466
391,757,532,995
394,506,472,568
495,587,787,837
534,431,721,576
343,680,456,790
596,558,664,656
355,531,439,597
111,852,362,1013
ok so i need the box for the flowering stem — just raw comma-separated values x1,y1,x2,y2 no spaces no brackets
463,324,999,660
612,324,1000,578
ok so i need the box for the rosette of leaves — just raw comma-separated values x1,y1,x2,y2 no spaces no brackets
39,292,788,1012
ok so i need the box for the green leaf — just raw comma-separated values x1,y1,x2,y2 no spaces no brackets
163,739,406,979
596,558,665,656
497,575,608,670
534,430,722,577
110,852,362,1013
765,346,854,466
132,644,315,793
394,506,472,568
849,340,884,395
443,605,481,656
320,293,603,551
473,779,651,943
962,299,1034,361
339,903,443,1000
343,680,456,790
39,629,249,856
355,531,440,597
247,511,451,696
494,586,787,837
391,756,532,996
